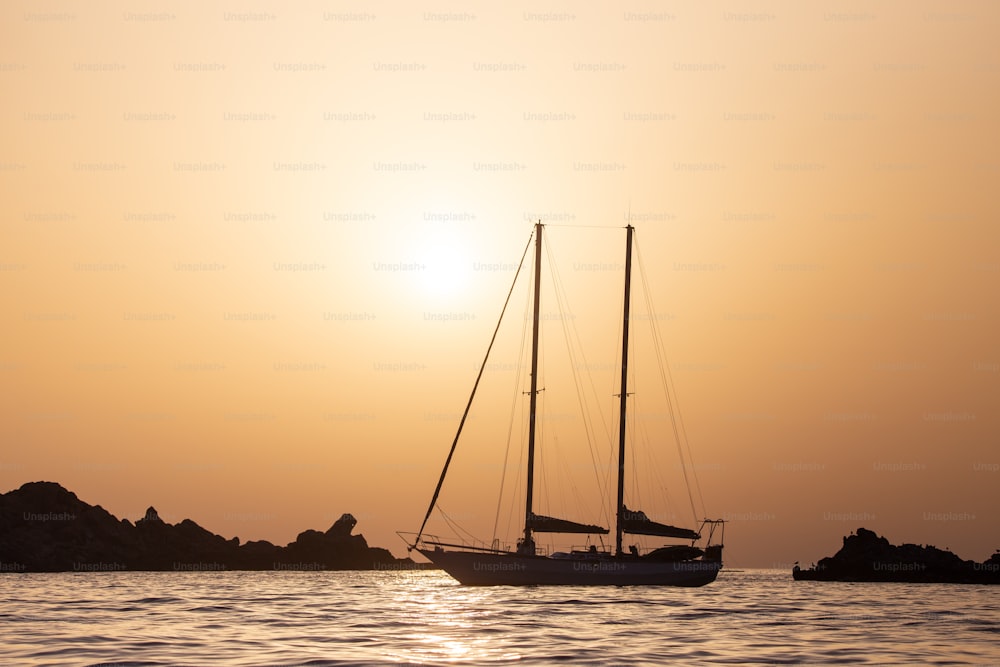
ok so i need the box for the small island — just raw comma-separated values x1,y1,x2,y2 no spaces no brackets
793,527,1000,584
0,481,425,573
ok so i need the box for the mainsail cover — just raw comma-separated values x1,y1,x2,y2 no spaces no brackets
622,507,701,540
527,513,609,534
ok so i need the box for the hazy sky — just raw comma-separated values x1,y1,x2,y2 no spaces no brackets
2,1,997,567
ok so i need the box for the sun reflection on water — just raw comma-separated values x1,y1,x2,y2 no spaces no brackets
389,573,523,663
401,634,521,664
1,570,996,665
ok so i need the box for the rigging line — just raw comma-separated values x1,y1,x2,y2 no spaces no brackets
572,270,618,528
637,246,699,524
628,280,673,519
671,371,708,517
505,281,537,541
676,411,706,515
606,268,626,514
537,380,549,516
634,391,676,522
600,250,625,518
626,350,636,507
565,286,617,524
544,239,574,521
438,506,482,545
492,274,533,542
412,229,534,550
505,409,528,540
628,374,640,512
634,234,703,523
643,239,706,520
542,223,629,229
503,299,535,543
544,235,612,528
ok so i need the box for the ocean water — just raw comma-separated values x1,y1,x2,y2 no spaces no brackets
1,569,997,666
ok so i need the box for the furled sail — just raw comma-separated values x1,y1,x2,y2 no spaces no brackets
621,507,701,540
527,513,609,534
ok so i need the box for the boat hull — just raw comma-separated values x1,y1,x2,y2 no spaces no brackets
419,548,722,586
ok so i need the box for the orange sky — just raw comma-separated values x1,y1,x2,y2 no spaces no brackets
2,1,997,567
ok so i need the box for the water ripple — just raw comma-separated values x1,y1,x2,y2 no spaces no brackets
0,570,997,665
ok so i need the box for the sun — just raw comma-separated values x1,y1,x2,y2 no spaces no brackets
412,230,472,303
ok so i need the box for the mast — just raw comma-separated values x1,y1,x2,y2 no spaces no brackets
615,225,634,556
522,222,543,550
410,232,535,551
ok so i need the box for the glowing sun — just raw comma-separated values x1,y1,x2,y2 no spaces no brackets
411,231,473,302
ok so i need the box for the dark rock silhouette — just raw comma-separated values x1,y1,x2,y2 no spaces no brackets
793,527,999,584
0,481,424,573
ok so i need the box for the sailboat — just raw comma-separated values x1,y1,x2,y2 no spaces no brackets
406,223,725,585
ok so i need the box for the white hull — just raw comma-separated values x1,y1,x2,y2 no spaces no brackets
420,548,722,586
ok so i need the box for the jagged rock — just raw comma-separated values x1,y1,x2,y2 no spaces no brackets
0,481,422,573
328,513,357,538
0,481,133,571
793,527,999,584
281,521,372,570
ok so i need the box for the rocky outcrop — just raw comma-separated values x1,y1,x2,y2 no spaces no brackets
0,481,421,573
793,527,999,584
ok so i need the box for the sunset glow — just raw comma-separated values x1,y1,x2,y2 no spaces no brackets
1,0,998,569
